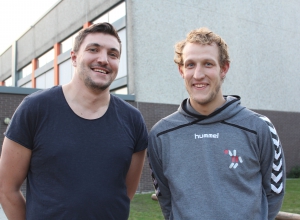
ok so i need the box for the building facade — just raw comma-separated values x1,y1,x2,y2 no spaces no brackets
0,0,300,192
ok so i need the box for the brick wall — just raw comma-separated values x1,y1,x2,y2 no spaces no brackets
0,93,27,152
1,93,299,193
136,102,178,192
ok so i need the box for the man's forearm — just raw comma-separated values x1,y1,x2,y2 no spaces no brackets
126,150,146,200
1,191,26,220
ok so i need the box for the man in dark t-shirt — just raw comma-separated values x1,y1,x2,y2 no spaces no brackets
0,22,148,220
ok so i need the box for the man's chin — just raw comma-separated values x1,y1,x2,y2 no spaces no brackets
190,95,213,106
85,80,112,92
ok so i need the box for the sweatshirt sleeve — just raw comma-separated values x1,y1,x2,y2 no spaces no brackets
258,116,285,220
148,128,172,220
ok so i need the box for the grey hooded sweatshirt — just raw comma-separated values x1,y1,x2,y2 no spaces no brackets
148,96,285,220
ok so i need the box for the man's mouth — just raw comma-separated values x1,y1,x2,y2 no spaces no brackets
194,83,207,88
92,68,108,74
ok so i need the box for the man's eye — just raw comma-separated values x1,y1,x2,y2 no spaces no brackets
109,53,119,58
186,63,194,68
88,48,97,52
205,62,213,66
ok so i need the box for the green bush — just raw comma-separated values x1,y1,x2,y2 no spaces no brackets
287,165,300,178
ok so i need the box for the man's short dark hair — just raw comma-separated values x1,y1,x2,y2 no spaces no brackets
73,22,122,54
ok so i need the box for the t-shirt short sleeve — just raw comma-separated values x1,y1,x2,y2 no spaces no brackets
5,96,37,150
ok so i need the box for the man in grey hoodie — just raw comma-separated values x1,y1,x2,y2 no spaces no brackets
147,27,285,220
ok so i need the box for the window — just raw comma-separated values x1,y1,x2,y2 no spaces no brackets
59,59,74,85
4,77,12,87
93,2,126,24
109,2,126,23
111,86,127,95
116,28,127,80
21,81,32,88
36,69,54,89
20,63,32,79
94,13,108,23
61,32,79,54
38,49,54,68
93,2,125,24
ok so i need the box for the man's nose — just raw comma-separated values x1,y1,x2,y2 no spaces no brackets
97,51,108,65
193,64,205,79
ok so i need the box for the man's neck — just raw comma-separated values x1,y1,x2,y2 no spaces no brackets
190,95,226,116
62,82,111,120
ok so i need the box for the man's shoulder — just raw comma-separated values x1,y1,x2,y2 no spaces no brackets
149,111,183,136
250,110,277,133
110,94,141,114
241,108,273,124
229,107,275,133
17,86,61,110
25,86,61,103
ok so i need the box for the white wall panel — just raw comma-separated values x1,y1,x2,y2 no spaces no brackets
128,0,300,112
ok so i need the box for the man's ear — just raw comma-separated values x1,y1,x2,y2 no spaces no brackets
220,62,230,79
70,51,77,67
178,65,184,78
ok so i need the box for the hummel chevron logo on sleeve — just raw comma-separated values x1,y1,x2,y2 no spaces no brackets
273,159,282,171
271,183,283,194
275,148,281,160
150,165,161,196
272,172,283,183
148,153,162,196
268,126,277,135
272,138,279,147
259,116,283,194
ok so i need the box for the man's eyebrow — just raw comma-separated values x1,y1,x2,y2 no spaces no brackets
85,43,120,53
183,57,216,63
203,58,217,62
109,48,120,53
86,43,101,48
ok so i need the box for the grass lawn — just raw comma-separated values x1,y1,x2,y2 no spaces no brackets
129,179,300,219
280,179,300,214
129,193,163,220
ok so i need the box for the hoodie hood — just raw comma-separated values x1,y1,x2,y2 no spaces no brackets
178,95,245,124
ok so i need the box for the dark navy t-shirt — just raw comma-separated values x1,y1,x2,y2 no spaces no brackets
5,86,148,219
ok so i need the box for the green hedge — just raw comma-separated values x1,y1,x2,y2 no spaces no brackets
287,165,300,178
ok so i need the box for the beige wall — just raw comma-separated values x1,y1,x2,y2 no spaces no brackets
127,0,300,112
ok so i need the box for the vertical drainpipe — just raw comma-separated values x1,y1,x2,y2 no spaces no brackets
31,59,37,88
83,21,92,29
125,1,129,95
54,43,60,86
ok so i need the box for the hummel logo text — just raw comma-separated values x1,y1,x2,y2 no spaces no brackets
194,133,219,139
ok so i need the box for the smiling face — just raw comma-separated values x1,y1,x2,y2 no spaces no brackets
71,32,120,91
179,42,229,115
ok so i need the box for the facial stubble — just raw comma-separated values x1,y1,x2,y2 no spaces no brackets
78,63,113,91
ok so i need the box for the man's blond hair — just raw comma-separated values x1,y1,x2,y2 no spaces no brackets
174,27,230,68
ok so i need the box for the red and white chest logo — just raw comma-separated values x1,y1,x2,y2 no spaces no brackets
224,149,243,169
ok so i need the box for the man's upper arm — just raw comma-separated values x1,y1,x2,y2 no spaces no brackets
148,131,172,220
258,116,285,220
125,149,146,200
0,137,32,191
